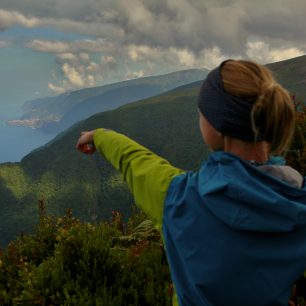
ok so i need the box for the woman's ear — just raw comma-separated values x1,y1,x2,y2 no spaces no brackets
199,113,224,151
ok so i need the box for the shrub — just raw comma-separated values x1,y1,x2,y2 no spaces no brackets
0,202,172,306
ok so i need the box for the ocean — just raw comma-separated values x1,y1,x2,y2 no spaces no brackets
0,114,55,163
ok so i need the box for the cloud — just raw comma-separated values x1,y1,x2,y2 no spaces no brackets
170,48,195,67
125,70,145,80
24,39,120,93
48,51,111,93
197,47,227,69
243,1,306,49
56,53,78,62
26,40,70,53
246,40,304,64
0,40,11,48
0,9,39,30
48,58,100,93
101,55,116,64
79,52,90,62
25,38,111,54
25,38,116,93
61,63,84,87
1,1,306,55
1,1,306,94
86,62,99,73
126,44,227,70
48,82,65,95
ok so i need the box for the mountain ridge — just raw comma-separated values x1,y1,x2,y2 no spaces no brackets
0,82,207,246
17,68,209,132
1,55,306,246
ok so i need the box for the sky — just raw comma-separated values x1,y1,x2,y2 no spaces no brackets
0,0,305,115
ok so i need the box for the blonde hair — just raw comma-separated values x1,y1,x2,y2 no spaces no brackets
221,60,295,155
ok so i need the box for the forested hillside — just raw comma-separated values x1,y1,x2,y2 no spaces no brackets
1,55,306,246
1,102,306,306
0,83,208,246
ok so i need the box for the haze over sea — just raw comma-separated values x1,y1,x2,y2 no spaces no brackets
0,106,54,163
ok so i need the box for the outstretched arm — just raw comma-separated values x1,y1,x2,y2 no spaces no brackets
76,129,185,231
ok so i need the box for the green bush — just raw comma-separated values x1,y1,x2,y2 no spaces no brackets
0,203,172,306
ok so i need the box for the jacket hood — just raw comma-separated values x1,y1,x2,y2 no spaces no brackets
198,151,306,233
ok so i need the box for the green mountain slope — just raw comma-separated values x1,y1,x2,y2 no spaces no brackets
267,54,306,101
0,84,208,246
1,54,306,247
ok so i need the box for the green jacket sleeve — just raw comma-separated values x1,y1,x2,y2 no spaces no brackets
93,128,185,231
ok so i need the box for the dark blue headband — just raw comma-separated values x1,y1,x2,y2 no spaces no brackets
197,61,264,142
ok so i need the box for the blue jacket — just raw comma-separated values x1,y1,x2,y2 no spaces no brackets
93,129,306,306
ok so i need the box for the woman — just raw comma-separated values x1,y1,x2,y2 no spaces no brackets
76,60,306,306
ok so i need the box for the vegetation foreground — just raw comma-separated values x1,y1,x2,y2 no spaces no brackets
0,202,172,306
1,101,306,305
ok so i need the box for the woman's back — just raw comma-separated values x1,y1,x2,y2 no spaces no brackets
163,151,306,306
76,59,306,306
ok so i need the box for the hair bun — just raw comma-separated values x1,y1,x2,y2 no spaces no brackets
221,59,295,154
261,82,279,95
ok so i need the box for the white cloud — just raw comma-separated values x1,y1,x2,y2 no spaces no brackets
128,45,159,62
87,75,95,87
128,48,138,61
86,62,100,73
56,52,78,61
79,52,90,62
48,56,103,93
0,8,124,41
26,40,70,53
246,40,304,64
61,63,84,87
126,44,228,70
2,2,306,94
0,9,39,30
269,48,304,63
125,70,145,80
25,39,118,93
48,82,65,94
120,0,155,33
72,39,112,53
26,37,306,96
25,38,111,54
1,2,306,56
196,47,228,69
101,55,116,64
0,40,11,48
170,48,195,67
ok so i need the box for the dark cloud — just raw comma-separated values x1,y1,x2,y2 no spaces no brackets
1,0,305,93
0,0,305,55
243,1,306,49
